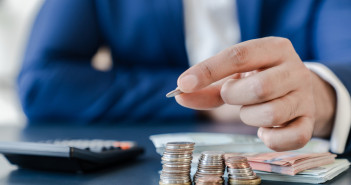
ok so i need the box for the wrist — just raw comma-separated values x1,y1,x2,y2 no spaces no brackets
311,71,336,138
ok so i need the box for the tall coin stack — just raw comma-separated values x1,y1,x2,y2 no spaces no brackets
194,151,225,185
225,156,261,185
159,142,195,185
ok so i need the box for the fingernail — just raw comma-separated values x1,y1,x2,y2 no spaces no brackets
178,75,198,92
258,128,263,138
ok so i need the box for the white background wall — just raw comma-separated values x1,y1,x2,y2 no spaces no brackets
0,0,44,126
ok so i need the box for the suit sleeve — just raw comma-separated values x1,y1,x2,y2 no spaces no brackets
18,0,194,124
313,0,351,155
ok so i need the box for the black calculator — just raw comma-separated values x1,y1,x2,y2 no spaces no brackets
0,139,144,173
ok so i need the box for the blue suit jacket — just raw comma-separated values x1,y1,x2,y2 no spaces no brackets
18,0,351,152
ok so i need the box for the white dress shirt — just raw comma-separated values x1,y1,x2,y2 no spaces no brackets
183,0,351,154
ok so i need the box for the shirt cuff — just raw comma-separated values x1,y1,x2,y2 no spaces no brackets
305,62,351,154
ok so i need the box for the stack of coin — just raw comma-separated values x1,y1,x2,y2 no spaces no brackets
159,142,195,185
225,156,261,185
194,151,225,185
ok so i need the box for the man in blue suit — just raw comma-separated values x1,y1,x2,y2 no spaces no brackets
18,0,351,155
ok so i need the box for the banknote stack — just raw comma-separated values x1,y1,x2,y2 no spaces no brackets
247,152,337,175
226,156,261,185
194,151,225,185
255,159,350,184
159,142,195,185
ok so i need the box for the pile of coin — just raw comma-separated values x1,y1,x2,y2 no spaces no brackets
226,156,261,185
159,142,195,185
194,151,225,185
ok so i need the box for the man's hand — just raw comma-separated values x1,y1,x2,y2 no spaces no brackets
175,37,336,151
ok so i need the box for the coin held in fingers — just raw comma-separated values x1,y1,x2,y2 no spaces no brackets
166,88,184,98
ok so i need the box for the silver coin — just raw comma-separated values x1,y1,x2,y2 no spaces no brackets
200,156,224,159
160,173,190,178
198,167,225,170
161,161,191,165
160,179,190,184
163,164,191,168
166,88,184,98
165,148,194,152
196,172,224,175
199,162,224,165
166,142,195,148
161,159,192,163
163,152,193,156
201,151,224,156
161,156,192,160
162,155,193,160
162,169,190,173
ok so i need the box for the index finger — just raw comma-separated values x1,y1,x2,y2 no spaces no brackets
177,37,296,93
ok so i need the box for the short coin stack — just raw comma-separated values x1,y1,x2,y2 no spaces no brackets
194,151,225,185
159,142,195,185
226,156,261,185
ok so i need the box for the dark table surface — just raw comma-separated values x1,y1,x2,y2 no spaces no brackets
0,123,349,185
